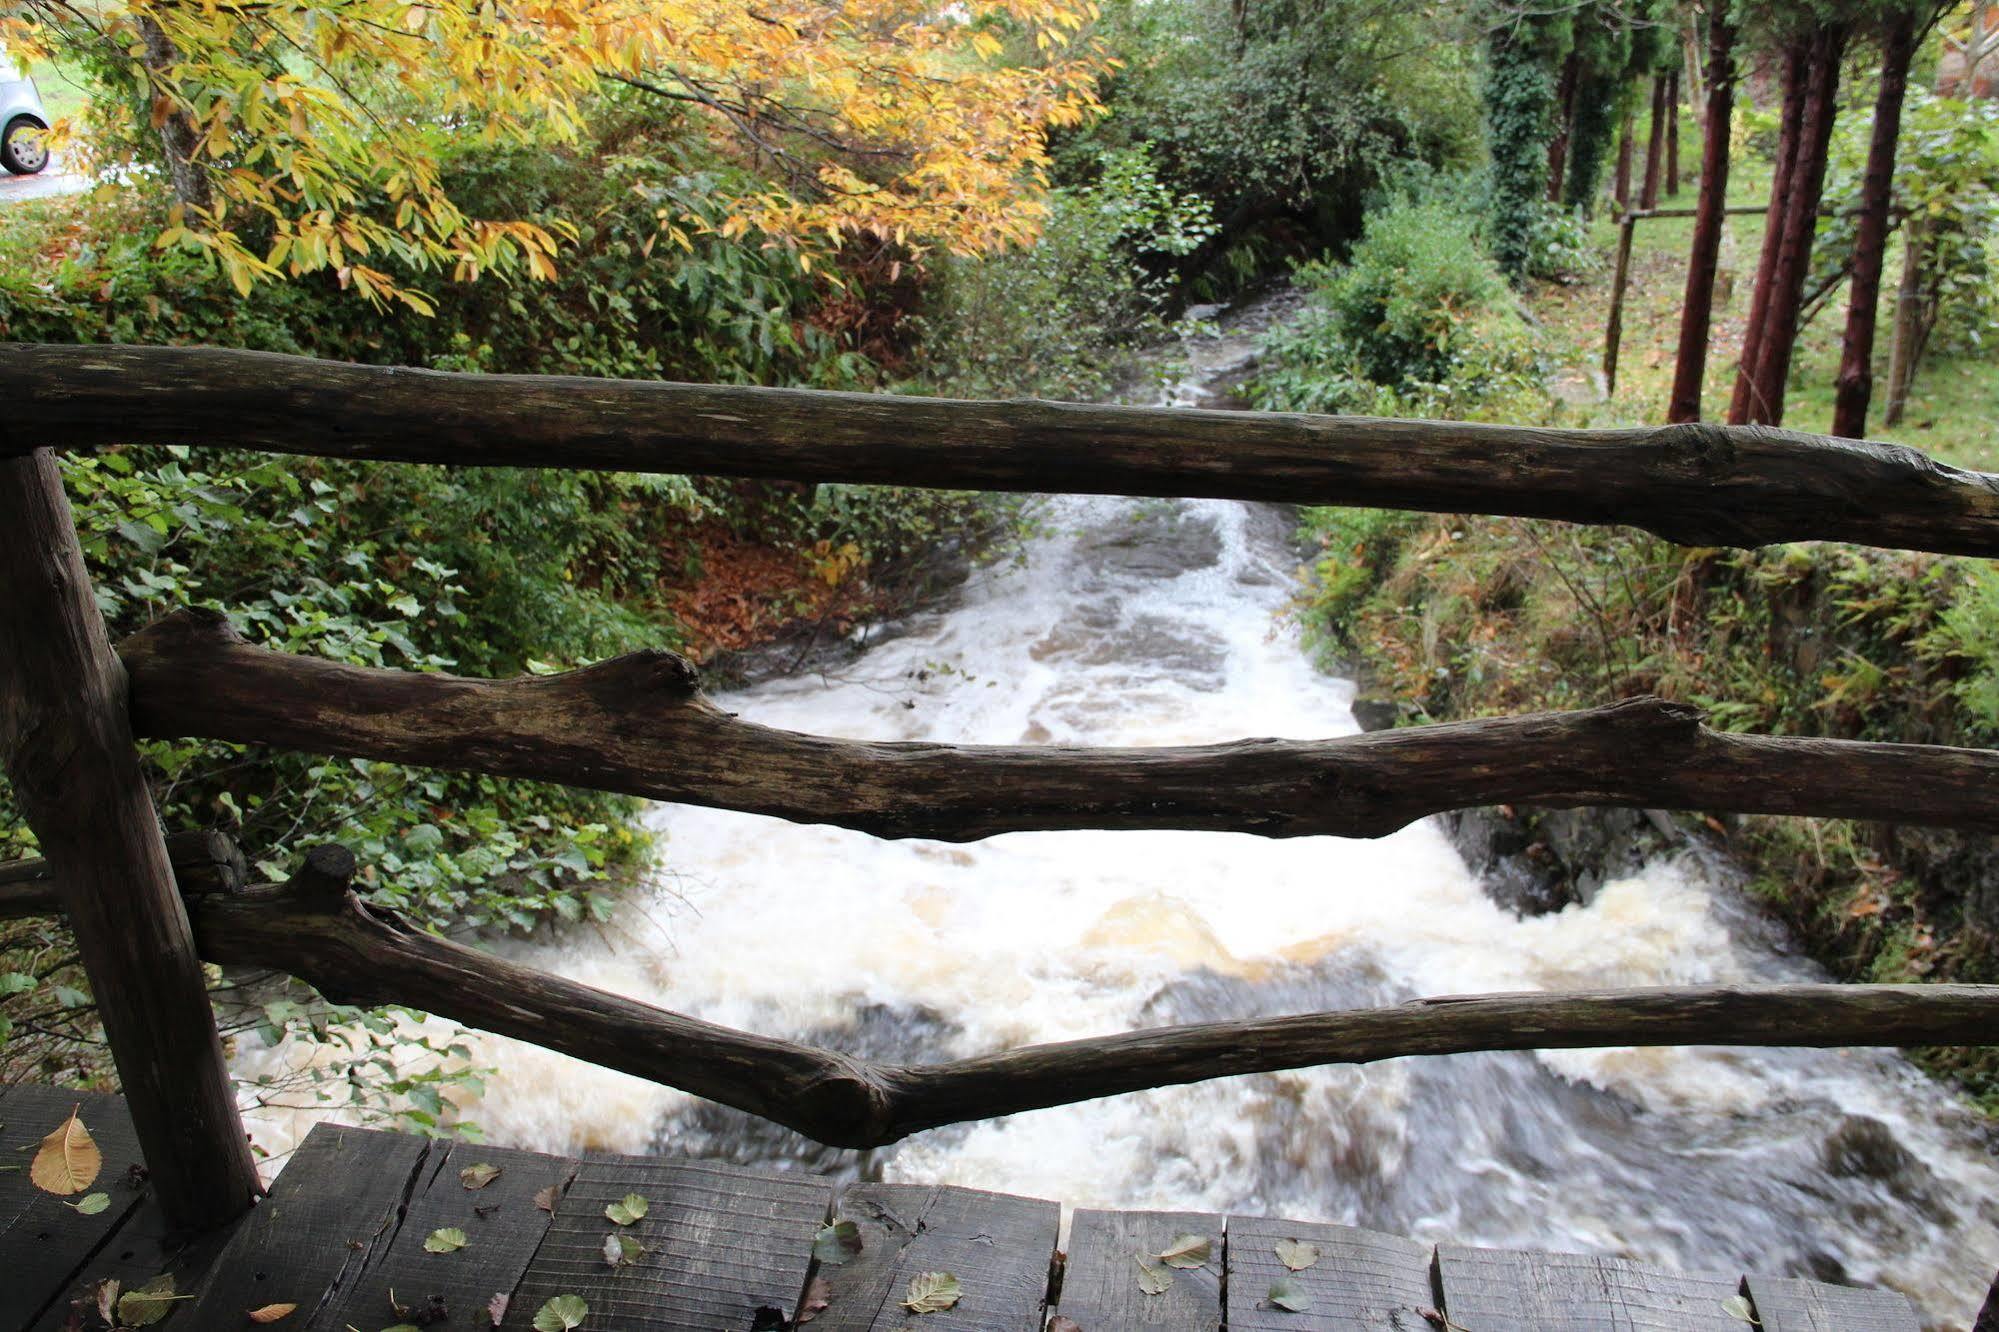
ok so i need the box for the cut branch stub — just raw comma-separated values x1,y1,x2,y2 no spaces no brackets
119,608,1999,841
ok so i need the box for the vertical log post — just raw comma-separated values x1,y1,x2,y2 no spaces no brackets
0,448,259,1231
1603,209,1641,396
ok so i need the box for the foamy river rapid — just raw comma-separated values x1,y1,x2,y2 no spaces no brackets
239,295,1999,1328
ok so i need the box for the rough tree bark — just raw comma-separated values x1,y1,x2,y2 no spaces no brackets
111,610,1999,838
1548,51,1582,203
1833,10,1921,439
1747,23,1848,426
0,451,258,1231
1729,42,1809,425
1641,72,1670,209
137,17,212,212
1615,109,1635,210
12,344,1999,554
1667,69,1682,197
1668,15,1738,424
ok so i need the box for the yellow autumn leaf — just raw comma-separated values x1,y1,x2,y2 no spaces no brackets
30,1106,103,1196
247,1304,298,1323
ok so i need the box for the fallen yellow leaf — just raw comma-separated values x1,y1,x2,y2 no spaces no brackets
30,1106,102,1196
247,1304,297,1323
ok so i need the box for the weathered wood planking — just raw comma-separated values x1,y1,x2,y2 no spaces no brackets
178,1124,431,1327
1054,1208,1223,1331
0,1085,152,1331
502,1154,830,1331
313,1141,577,1332
1226,1215,1437,1330
24,1195,238,1332
1745,1274,1923,1332
1437,1245,1746,1331
810,1183,1059,1331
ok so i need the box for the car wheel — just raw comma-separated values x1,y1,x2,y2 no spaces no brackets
2,117,50,176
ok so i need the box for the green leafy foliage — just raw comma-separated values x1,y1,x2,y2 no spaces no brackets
1250,201,1544,418
1070,0,1483,294
917,145,1215,399
1482,11,1568,278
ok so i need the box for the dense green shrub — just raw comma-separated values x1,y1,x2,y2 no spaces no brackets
915,146,1215,399
1064,0,1483,295
1249,202,1545,417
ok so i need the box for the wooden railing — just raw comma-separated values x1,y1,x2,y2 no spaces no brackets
4,341,1999,1232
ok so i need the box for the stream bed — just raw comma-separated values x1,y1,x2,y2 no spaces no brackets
243,296,1999,1327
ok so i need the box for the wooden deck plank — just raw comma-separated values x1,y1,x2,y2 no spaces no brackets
1227,1215,1436,1330
313,1141,578,1332
1436,1245,1746,1331
0,1084,154,1332
179,1123,433,1328
501,1154,830,1332
24,1194,240,1332
809,1183,1059,1332
1745,1275,1923,1332
1054,1208,1222,1331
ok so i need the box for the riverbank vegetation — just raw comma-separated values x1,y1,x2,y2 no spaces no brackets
4,0,1999,1126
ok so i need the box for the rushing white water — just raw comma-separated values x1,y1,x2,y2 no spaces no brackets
240,298,1999,1327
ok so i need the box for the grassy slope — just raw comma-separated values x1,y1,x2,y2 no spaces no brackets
1533,152,1999,468
1299,131,1999,1115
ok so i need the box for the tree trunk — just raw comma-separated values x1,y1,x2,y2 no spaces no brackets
1548,52,1582,203
1883,220,1929,426
1747,23,1848,426
1728,42,1808,424
1614,109,1635,211
1668,16,1737,424
1684,15,1708,139
1832,11,1920,439
0,450,259,1230
1666,70,1682,196
1641,73,1669,209
138,17,212,212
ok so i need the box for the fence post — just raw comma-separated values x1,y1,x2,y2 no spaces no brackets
1603,210,1641,397
0,448,259,1231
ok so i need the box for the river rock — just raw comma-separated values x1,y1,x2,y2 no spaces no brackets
1443,805,1683,917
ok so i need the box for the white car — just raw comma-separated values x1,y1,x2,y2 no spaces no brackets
1,50,50,175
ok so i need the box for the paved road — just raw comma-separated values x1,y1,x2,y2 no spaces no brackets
0,154,88,204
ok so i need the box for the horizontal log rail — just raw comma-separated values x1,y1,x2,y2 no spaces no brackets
7,344,1999,555
120,608,1999,840
4,841,1996,1149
